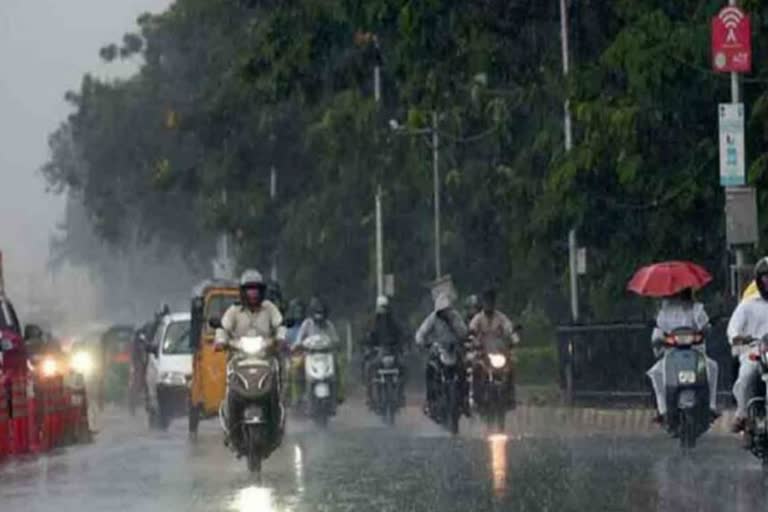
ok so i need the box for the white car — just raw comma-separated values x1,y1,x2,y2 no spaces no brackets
145,312,192,430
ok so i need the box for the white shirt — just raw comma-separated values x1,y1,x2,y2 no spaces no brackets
727,296,768,355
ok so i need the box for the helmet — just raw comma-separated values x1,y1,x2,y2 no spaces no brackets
308,297,328,320
240,269,264,287
285,299,306,327
755,257,768,300
239,269,266,308
376,296,389,312
464,294,479,312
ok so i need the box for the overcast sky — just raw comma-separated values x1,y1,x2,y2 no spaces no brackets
0,0,172,295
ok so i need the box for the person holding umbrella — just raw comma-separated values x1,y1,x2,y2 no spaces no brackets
628,261,719,423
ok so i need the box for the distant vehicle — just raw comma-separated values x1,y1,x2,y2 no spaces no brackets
293,333,337,428
100,325,135,408
368,346,403,426
145,313,192,430
188,279,240,436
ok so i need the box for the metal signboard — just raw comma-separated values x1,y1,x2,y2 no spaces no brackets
719,103,746,187
725,186,758,246
712,6,751,73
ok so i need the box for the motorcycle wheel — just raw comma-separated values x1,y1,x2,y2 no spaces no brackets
679,410,697,451
447,383,460,436
384,380,396,426
313,400,329,429
246,425,263,474
188,402,200,438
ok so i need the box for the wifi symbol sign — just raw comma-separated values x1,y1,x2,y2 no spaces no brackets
712,6,752,73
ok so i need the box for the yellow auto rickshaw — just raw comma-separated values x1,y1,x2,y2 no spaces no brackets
188,279,240,436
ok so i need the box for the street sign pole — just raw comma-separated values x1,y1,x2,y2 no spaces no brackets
713,0,755,296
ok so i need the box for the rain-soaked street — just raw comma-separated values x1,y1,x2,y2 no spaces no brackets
1,397,767,512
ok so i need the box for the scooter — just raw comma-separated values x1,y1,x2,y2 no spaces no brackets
658,327,711,450
218,330,284,474
369,346,403,426
296,334,336,428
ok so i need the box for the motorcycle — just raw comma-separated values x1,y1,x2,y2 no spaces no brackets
218,331,284,473
657,327,711,450
369,347,403,426
736,335,768,466
426,340,466,435
294,333,336,428
471,337,515,434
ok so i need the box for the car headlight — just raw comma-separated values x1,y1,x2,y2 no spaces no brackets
160,371,188,386
241,336,266,354
71,351,93,376
489,353,507,369
41,358,58,378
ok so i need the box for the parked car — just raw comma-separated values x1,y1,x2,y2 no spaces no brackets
145,312,192,430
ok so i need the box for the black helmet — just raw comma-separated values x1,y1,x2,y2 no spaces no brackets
308,297,328,320
755,257,768,300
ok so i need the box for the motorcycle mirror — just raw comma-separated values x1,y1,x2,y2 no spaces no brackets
208,316,222,329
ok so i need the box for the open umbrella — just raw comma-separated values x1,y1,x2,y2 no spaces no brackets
627,261,712,298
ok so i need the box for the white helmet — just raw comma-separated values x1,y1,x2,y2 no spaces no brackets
240,269,264,287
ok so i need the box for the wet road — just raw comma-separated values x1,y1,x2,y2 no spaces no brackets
1,401,767,512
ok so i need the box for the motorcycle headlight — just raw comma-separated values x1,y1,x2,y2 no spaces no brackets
71,351,93,376
381,355,396,367
241,336,266,354
489,353,507,369
41,358,58,378
160,371,188,386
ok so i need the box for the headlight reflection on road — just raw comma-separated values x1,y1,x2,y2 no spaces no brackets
231,486,282,512
488,434,508,498
294,444,305,496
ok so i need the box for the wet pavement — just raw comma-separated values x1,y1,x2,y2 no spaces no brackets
1,401,767,512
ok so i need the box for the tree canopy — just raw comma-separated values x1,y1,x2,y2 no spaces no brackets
43,0,768,324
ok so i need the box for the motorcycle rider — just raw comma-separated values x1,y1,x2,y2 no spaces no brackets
295,297,343,403
464,294,481,326
215,269,285,445
363,296,407,406
469,288,519,407
728,257,768,433
415,292,470,417
647,288,719,424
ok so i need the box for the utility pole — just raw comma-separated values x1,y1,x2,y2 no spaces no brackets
375,186,384,298
432,110,441,281
270,166,278,282
560,0,578,322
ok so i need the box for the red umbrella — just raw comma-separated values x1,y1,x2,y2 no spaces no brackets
627,261,712,297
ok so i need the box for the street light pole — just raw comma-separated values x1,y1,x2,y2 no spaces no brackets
560,0,579,323
432,110,441,280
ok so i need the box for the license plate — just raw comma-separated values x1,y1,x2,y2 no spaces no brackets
314,382,330,398
678,371,696,384
243,406,264,423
